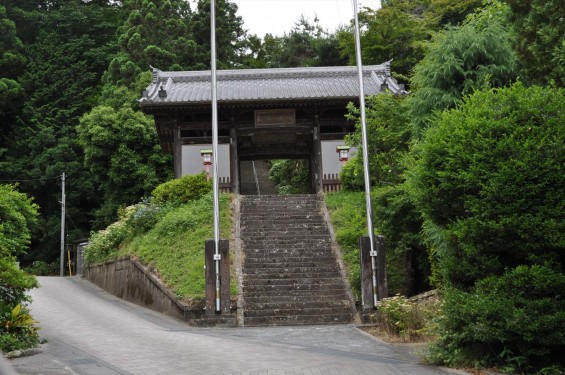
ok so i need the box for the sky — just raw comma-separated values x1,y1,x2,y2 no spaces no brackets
232,0,382,37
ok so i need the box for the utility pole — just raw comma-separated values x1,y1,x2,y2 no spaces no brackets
59,172,66,277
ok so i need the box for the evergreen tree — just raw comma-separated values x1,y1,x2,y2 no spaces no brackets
1,0,122,263
190,0,248,69
0,5,26,144
409,1,517,136
507,0,565,86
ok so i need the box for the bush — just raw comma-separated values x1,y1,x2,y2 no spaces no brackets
84,200,166,265
0,184,39,257
407,83,565,371
374,185,430,296
0,185,39,352
269,160,310,195
0,304,40,352
429,264,565,372
408,83,565,288
378,294,439,341
325,189,430,297
339,157,364,191
152,174,211,206
343,93,412,188
23,260,58,276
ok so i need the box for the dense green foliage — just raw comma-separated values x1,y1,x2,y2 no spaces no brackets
84,184,232,299
408,83,565,371
0,185,39,352
338,0,483,83
325,189,428,297
339,93,428,296
431,264,565,372
343,93,411,188
126,193,233,298
152,174,212,206
507,0,565,86
408,83,564,288
409,1,517,135
268,160,311,195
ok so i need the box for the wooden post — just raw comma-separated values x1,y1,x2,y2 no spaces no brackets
205,239,231,315
173,119,182,178
230,127,239,195
359,235,388,310
311,115,323,194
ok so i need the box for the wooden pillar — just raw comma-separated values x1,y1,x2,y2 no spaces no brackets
230,127,239,195
311,114,323,194
359,235,388,310
173,117,182,178
205,239,231,315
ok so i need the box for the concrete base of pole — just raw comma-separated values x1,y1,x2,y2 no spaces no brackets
359,235,388,310
205,239,230,315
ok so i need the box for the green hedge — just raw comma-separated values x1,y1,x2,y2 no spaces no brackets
152,173,211,206
407,83,565,371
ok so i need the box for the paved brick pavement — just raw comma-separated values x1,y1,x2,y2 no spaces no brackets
9,277,458,375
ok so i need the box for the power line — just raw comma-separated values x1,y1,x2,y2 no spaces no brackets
0,175,63,183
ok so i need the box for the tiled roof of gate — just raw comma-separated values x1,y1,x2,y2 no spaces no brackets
139,62,407,106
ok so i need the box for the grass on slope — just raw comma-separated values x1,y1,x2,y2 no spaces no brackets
324,191,368,299
121,193,234,300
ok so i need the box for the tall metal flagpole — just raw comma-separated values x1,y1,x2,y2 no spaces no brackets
352,0,378,308
210,0,221,313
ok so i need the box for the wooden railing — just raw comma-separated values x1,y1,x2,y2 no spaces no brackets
216,175,342,194
218,176,232,193
322,173,342,193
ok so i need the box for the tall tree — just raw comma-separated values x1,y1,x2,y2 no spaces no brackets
1,0,122,263
268,16,346,68
409,1,517,136
506,0,565,86
338,0,429,82
0,5,26,144
338,0,484,84
190,0,247,69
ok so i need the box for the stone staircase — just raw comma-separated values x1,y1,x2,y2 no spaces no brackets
240,195,353,326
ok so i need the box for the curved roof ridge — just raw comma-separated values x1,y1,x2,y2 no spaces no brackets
152,64,389,82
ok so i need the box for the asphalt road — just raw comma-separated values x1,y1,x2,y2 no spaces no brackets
8,277,459,375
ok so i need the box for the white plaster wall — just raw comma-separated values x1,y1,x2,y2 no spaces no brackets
321,140,358,177
181,144,231,179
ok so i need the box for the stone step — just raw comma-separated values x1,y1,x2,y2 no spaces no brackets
242,238,331,245
243,282,344,293
241,225,327,231
243,313,351,327
243,264,339,273
243,293,349,304
243,251,333,258
244,306,351,318
243,268,340,276
243,246,332,253
243,260,337,269
242,288,348,298
244,299,350,310
243,256,337,264
241,226,328,237
240,276,343,286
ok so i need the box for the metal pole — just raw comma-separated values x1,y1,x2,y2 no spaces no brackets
210,0,221,313
59,172,66,277
352,0,378,308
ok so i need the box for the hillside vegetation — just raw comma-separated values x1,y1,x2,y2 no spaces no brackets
83,174,234,299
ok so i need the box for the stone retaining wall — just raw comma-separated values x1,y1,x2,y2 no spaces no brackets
85,256,236,326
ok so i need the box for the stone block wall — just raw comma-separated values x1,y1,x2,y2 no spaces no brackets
85,257,209,323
